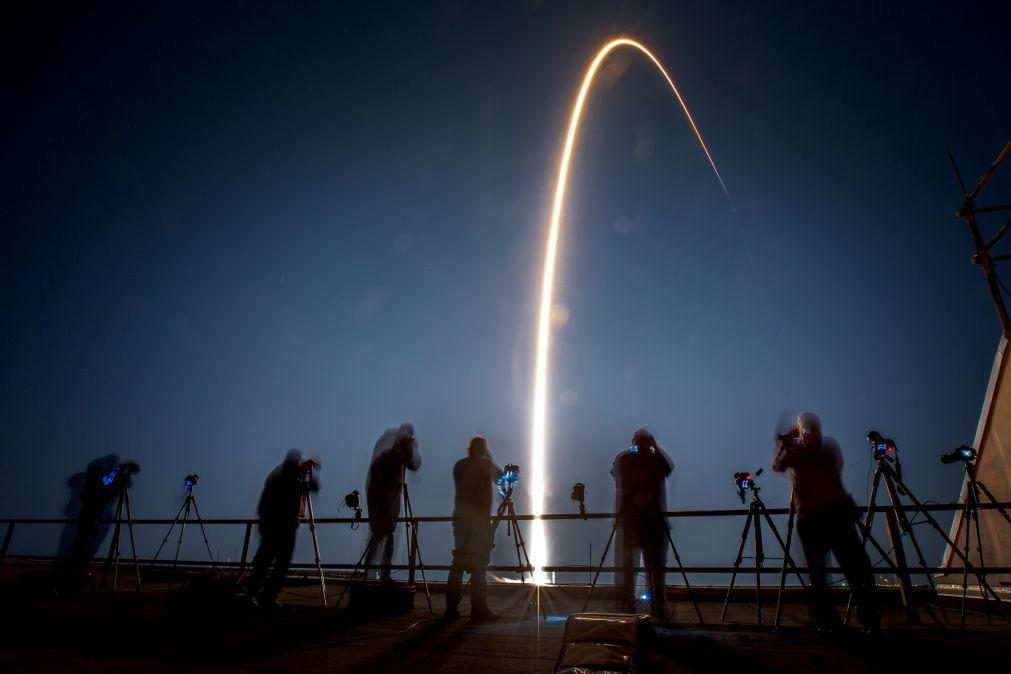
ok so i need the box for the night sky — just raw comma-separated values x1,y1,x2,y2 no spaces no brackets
3,1,1010,576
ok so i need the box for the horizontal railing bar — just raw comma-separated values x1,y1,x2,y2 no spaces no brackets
6,554,1010,577
3,501,1007,525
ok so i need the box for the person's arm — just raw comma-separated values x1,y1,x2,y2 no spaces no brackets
653,442,675,477
408,445,422,471
772,434,798,472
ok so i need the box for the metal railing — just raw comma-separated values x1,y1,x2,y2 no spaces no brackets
3,501,1011,579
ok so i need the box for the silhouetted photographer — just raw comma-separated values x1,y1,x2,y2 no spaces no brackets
365,423,421,582
444,436,502,622
55,455,140,579
773,412,879,633
246,449,320,608
611,428,673,621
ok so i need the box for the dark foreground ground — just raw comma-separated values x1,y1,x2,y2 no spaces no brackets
1,562,1008,673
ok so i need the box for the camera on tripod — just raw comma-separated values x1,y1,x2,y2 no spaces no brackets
570,482,587,519
102,462,139,487
343,489,363,521
733,468,763,504
497,464,520,498
940,445,977,464
299,458,321,478
184,474,199,488
867,431,897,461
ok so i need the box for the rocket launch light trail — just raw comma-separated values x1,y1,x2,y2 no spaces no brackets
528,38,730,585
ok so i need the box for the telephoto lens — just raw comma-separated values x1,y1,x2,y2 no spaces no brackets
939,445,977,464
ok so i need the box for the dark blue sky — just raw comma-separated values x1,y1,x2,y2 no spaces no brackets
3,1,1010,573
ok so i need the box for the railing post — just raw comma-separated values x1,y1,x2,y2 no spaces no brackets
0,523,15,565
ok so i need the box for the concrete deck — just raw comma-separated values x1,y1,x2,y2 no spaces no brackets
1,563,1008,673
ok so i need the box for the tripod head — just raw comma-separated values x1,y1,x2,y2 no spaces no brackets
733,468,764,504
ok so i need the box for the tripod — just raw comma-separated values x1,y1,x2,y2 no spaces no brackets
846,454,1003,625
583,511,704,624
336,467,433,613
955,460,1011,626
487,485,547,619
721,482,806,625
101,486,142,592
300,480,328,607
149,481,216,573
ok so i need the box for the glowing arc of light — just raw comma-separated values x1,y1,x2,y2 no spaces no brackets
528,38,730,585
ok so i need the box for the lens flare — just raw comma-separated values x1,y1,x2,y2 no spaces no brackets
529,38,730,585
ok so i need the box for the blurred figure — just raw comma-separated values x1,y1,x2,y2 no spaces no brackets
364,423,421,582
773,412,879,633
246,449,320,608
444,436,502,622
55,455,140,578
612,428,673,622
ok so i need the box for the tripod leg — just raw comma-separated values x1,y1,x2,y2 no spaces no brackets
583,521,617,612
976,480,1011,526
172,498,191,568
149,498,187,567
757,506,807,588
508,505,544,619
972,497,992,625
123,491,142,591
189,497,217,573
508,507,526,586
891,502,948,626
664,526,704,624
846,469,883,623
721,511,753,621
107,496,124,591
754,508,764,625
881,474,918,621
893,472,1004,607
775,500,797,630
402,485,433,614
335,535,376,610
304,493,328,607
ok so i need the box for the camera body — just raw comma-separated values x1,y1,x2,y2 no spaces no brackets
733,468,763,504
867,431,897,461
497,464,521,497
184,474,199,488
940,445,977,464
101,462,139,487
343,489,363,521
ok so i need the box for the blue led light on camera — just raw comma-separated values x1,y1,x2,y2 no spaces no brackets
496,469,520,497
102,467,119,487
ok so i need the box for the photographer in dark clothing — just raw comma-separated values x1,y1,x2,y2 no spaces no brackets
365,423,422,582
246,449,320,608
611,429,674,622
773,412,879,633
444,436,502,622
56,455,140,577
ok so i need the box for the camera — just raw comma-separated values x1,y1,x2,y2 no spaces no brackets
867,431,897,461
733,468,763,504
497,464,521,498
940,445,977,464
299,458,321,476
777,430,805,448
101,462,139,487
343,489,363,521
184,474,199,488
570,482,587,519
